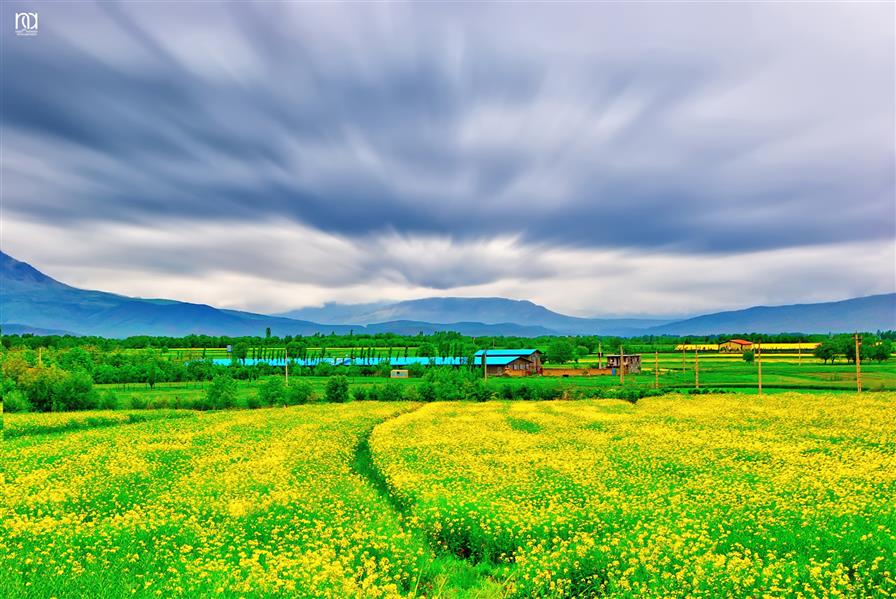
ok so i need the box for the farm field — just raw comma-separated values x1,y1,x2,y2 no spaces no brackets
1,403,482,598
373,394,896,597
4,393,895,598
88,355,896,412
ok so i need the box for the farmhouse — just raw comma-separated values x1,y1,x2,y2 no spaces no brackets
605,354,641,374
719,339,753,352
473,349,543,377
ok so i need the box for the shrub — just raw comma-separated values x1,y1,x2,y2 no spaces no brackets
378,382,405,402
206,374,238,410
353,387,370,402
129,394,148,410
99,390,119,410
52,371,98,411
419,368,488,402
468,380,492,403
537,383,562,401
325,376,350,403
147,396,171,410
314,362,335,377
3,390,32,413
258,377,286,407
18,367,65,412
286,381,314,405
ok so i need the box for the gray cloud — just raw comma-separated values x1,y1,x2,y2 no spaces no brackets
1,1,893,311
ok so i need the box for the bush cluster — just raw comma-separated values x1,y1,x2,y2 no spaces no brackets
496,382,567,402
419,368,492,402
5,367,99,412
248,377,315,409
353,382,413,402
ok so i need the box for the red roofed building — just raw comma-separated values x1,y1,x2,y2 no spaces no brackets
719,339,753,352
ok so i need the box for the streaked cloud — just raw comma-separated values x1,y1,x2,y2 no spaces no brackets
1,1,893,314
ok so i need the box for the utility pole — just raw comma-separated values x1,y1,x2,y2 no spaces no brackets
598,342,603,369
855,333,862,393
682,348,686,372
654,350,659,389
619,345,625,385
285,348,289,387
798,342,802,366
483,348,488,381
38,347,43,368
695,349,700,389
757,342,762,397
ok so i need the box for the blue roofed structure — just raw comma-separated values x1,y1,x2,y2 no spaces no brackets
205,347,543,377
472,348,543,376
473,349,540,357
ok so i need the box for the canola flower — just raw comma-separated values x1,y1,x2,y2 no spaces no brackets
2,403,428,598
3,409,196,439
371,393,896,598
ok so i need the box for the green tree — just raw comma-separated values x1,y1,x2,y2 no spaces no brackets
870,340,893,362
257,377,286,407
53,370,98,411
286,339,307,360
742,350,755,363
286,380,314,405
575,345,590,364
813,340,839,364
417,343,437,358
546,339,575,364
206,374,238,410
232,342,249,364
325,375,349,403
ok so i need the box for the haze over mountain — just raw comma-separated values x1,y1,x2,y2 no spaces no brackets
647,295,896,336
1,252,893,337
0,252,560,337
0,251,354,338
279,298,670,335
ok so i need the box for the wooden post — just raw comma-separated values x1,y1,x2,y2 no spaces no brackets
682,348,686,372
38,347,43,368
694,349,700,389
654,350,659,389
619,345,625,385
598,342,603,369
855,333,862,393
482,349,488,381
798,342,802,366
757,342,762,397
285,348,289,387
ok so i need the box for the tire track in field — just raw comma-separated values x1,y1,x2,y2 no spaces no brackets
351,403,509,598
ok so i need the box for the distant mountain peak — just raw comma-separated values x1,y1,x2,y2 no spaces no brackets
1,251,68,288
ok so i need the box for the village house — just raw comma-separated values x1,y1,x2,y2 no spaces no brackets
719,339,753,352
605,354,642,374
473,349,543,377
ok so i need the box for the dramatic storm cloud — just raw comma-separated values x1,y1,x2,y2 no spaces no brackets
1,1,894,315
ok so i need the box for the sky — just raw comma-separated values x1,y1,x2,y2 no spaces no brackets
2,1,894,318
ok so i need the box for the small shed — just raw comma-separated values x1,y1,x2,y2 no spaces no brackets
390,369,409,379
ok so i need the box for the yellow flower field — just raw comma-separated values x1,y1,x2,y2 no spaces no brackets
2,403,431,598
4,394,895,597
372,393,896,597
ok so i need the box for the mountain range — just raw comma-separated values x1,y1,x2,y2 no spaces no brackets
1,251,893,337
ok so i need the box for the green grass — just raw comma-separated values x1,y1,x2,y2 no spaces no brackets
86,355,895,413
